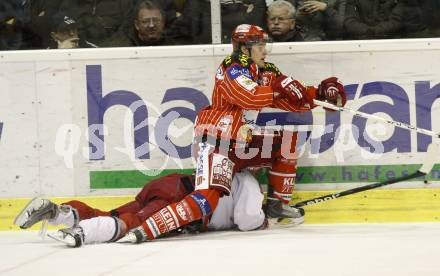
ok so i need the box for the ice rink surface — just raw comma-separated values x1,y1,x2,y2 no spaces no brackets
1,223,439,276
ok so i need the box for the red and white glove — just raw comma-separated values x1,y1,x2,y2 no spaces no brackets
317,77,346,108
272,75,313,108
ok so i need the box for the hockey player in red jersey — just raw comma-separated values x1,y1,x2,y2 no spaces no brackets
122,24,346,243
14,171,265,247
14,173,195,246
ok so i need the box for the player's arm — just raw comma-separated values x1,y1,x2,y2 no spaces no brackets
258,62,311,112
273,76,347,111
260,62,346,111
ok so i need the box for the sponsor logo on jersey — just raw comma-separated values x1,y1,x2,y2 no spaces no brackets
235,75,258,91
227,65,252,80
190,193,212,216
196,143,208,175
239,110,259,140
261,75,270,86
195,142,210,189
236,75,258,91
181,199,195,221
282,177,295,194
149,207,179,235
160,207,179,231
217,116,231,132
175,202,188,221
210,154,234,192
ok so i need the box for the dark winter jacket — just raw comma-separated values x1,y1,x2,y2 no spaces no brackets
291,0,346,41
58,0,133,47
271,25,305,42
0,0,26,50
23,0,63,49
115,26,177,47
344,0,426,39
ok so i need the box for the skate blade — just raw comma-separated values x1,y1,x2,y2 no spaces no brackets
116,232,138,244
13,197,41,228
47,232,76,247
268,217,304,229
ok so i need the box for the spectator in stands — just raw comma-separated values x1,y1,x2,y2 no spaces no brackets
398,0,427,38
266,0,304,42
189,0,212,44
118,0,174,46
293,0,346,41
58,0,133,47
48,13,97,49
21,0,63,49
0,0,26,50
344,0,425,40
419,0,440,37
193,0,266,44
167,0,204,44
220,0,267,43
154,0,178,28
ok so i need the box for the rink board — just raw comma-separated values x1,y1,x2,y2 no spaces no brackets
1,39,440,198
2,188,440,231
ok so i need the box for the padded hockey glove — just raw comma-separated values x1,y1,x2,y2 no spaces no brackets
272,75,313,108
317,77,346,109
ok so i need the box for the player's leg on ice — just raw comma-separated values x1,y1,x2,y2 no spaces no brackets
231,170,266,230
266,131,304,225
124,141,232,243
48,216,127,248
125,188,221,243
208,169,266,231
14,198,80,229
48,174,196,247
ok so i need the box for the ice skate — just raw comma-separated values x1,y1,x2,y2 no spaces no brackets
14,198,59,229
266,197,305,227
118,226,148,244
47,227,84,248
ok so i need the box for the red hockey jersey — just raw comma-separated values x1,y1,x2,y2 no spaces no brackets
195,53,315,144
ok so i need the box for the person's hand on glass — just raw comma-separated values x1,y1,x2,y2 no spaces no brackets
299,0,327,15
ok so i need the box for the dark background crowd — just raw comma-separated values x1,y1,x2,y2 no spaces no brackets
1,0,439,50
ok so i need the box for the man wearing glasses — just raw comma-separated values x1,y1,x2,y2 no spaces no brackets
123,0,174,46
266,0,305,42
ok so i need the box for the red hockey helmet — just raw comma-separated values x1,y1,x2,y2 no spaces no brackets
231,24,271,52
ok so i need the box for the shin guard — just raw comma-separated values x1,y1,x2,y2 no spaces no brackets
268,158,297,204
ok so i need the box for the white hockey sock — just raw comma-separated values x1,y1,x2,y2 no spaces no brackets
48,205,77,227
79,216,122,245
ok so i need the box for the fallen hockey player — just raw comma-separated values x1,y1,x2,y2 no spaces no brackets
15,170,267,247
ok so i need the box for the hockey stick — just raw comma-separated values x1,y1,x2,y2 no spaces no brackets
291,142,439,208
314,99,440,139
